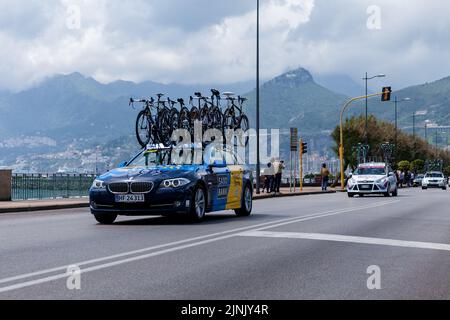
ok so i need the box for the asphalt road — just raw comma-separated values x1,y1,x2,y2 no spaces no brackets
1,188,450,300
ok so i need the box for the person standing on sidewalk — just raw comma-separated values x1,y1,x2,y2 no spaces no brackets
273,159,285,194
262,160,275,193
320,163,330,191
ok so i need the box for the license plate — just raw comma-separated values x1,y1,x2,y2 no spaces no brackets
360,184,372,190
115,194,145,203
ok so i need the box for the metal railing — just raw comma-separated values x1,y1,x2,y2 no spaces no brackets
11,174,96,201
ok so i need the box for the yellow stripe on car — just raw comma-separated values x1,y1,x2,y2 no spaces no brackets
226,165,244,209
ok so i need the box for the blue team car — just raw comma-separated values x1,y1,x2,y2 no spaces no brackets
89,144,253,224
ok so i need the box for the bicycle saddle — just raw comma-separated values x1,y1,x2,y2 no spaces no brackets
222,92,235,98
211,89,220,96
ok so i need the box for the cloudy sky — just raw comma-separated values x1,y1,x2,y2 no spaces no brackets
1,0,450,91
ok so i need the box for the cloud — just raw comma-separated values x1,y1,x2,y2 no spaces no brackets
0,0,450,92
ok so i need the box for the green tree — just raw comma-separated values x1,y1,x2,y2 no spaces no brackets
410,159,425,173
397,160,411,172
444,166,450,177
331,115,450,170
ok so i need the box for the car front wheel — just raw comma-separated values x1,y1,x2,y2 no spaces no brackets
94,214,117,225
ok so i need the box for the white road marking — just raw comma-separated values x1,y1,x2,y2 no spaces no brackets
239,230,450,252
0,200,398,294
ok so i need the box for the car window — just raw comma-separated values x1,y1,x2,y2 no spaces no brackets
425,173,443,178
354,167,386,175
127,149,171,167
208,146,226,165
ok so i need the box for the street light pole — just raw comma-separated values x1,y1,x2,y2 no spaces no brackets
365,72,368,143
255,0,261,194
392,97,410,161
363,73,386,143
436,130,438,155
412,113,416,160
394,97,398,159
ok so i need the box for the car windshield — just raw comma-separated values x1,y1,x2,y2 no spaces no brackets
354,167,386,176
425,173,443,178
127,149,172,167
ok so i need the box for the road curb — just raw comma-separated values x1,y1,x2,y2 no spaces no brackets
0,202,90,214
0,190,336,214
254,190,336,200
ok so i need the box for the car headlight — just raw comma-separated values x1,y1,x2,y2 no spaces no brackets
160,178,190,188
91,179,106,190
375,178,387,184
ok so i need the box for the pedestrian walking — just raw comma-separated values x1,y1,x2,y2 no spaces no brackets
405,171,412,188
321,163,330,191
399,171,405,188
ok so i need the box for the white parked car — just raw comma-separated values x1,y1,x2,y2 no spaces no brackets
347,162,398,198
422,172,447,190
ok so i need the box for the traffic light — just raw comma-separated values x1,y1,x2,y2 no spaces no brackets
381,87,392,102
301,142,308,154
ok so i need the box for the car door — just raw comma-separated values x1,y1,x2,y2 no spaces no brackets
224,151,244,210
205,146,231,211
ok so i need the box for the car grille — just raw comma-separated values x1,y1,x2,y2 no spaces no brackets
108,182,129,194
130,182,154,193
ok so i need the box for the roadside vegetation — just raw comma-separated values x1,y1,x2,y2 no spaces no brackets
331,116,450,172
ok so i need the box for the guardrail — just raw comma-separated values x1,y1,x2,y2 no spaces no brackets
11,173,96,200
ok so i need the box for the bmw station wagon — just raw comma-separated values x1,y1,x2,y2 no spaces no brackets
89,144,253,224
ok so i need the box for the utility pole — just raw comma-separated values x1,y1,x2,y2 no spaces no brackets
436,130,438,155
255,0,261,194
363,73,386,143
299,138,303,192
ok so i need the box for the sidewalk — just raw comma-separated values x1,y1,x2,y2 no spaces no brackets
0,187,335,214
0,198,89,214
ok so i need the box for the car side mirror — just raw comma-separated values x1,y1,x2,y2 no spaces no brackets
118,161,128,168
388,172,394,177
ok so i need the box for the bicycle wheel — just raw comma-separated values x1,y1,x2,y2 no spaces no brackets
189,107,201,135
179,107,191,131
170,109,182,143
222,108,236,136
135,110,152,148
157,109,172,146
238,114,250,146
170,109,180,131
200,106,210,133
210,106,223,131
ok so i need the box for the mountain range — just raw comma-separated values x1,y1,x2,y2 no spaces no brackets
0,67,449,172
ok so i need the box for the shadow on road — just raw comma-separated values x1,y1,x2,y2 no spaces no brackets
112,212,275,226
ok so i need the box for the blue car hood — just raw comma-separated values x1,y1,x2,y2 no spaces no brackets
99,165,200,182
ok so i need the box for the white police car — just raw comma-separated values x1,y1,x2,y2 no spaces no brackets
422,171,447,190
347,162,398,197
